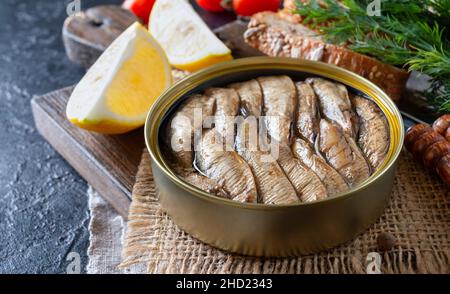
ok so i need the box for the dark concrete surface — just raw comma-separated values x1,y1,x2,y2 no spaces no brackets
0,0,124,274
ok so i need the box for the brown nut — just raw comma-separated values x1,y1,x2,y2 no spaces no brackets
446,127,450,142
377,232,396,251
436,154,450,186
412,130,445,160
404,124,432,152
422,140,450,171
432,114,450,135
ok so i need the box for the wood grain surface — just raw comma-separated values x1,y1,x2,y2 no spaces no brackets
31,87,144,217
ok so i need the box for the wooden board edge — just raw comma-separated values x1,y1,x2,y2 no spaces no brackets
31,94,131,218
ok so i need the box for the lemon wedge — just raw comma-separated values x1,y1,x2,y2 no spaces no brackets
66,22,171,134
149,0,232,72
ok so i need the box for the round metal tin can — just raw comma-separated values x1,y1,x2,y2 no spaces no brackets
144,57,404,256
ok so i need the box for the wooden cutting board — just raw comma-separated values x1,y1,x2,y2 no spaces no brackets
32,86,144,217
31,12,260,218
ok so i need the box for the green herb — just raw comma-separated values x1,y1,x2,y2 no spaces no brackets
293,0,450,112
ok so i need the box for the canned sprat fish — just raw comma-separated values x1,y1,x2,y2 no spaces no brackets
145,57,404,256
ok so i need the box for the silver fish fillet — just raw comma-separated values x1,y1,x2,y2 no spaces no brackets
257,75,296,145
181,172,229,198
168,157,228,199
228,79,263,118
307,78,358,138
292,137,348,196
196,129,257,203
353,96,389,170
236,117,298,204
167,94,215,168
205,87,240,142
318,119,370,187
295,82,320,145
258,76,327,201
277,144,328,202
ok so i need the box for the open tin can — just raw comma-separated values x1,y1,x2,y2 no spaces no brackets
144,57,404,256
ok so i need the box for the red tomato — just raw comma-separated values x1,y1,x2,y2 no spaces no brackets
233,0,280,16
196,0,226,12
122,0,156,24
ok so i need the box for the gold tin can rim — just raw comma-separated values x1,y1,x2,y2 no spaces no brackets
145,57,404,210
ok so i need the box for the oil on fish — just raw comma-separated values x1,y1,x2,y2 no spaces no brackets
292,137,348,196
353,96,389,170
196,129,258,203
236,117,298,204
307,78,358,138
317,119,370,187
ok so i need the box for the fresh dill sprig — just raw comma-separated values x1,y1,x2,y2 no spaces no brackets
293,0,450,113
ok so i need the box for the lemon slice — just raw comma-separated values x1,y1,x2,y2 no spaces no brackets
66,22,171,134
149,0,232,72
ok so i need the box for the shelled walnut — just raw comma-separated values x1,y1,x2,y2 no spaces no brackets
412,131,444,159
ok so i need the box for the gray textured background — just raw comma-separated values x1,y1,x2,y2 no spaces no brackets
0,0,122,274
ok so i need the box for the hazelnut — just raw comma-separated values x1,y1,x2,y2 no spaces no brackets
432,114,450,135
412,130,445,160
422,140,450,171
446,127,450,142
377,232,395,251
436,154,450,186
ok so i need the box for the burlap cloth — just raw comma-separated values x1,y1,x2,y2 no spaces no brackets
118,148,449,274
